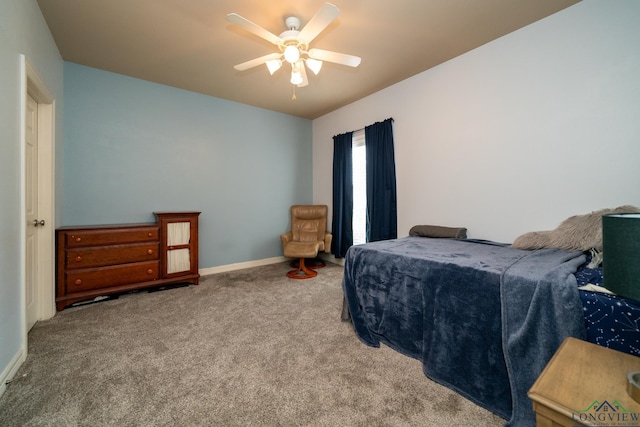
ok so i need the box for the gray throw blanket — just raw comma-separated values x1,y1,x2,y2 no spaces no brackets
342,237,586,426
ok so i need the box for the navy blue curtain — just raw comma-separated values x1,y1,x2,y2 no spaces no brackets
331,131,354,258
365,118,397,242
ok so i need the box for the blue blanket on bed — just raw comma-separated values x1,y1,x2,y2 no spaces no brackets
342,237,586,426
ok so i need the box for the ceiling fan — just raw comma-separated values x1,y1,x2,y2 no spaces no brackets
226,2,361,96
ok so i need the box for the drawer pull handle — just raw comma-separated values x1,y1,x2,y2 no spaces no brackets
148,232,153,237
75,237,82,242
75,256,82,262
147,269,154,275
74,279,82,285
147,249,153,255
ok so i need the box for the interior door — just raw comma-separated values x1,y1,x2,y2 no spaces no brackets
25,92,39,331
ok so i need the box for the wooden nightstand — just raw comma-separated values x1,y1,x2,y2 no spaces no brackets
528,337,640,427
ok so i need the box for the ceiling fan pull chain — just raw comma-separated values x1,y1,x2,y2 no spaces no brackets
292,85,297,100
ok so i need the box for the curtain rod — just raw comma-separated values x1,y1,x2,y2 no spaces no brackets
334,117,393,138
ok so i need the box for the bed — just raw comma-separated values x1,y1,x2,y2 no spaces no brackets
576,265,640,356
341,235,640,427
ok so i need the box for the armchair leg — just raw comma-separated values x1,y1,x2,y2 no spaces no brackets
287,258,318,279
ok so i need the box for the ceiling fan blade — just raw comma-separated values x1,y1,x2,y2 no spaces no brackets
234,53,283,71
226,13,282,45
298,3,340,45
298,61,309,87
308,48,361,67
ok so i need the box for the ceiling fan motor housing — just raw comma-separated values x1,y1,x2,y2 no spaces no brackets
285,16,300,31
279,18,307,64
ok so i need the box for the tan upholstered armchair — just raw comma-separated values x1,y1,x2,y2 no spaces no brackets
280,205,332,279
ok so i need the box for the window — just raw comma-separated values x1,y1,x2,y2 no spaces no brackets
352,130,366,245
331,118,396,258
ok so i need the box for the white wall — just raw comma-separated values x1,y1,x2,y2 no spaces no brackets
0,0,63,395
313,0,640,244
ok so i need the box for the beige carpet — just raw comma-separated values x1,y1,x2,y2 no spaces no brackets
0,262,504,426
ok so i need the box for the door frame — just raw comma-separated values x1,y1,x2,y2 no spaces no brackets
21,56,56,333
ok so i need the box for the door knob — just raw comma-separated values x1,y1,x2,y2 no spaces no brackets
33,219,45,227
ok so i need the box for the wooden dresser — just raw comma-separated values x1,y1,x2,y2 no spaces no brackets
56,211,200,310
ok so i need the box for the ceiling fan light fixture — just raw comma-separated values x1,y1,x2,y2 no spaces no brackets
306,58,323,75
284,45,300,64
290,62,303,85
290,71,303,85
265,59,282,75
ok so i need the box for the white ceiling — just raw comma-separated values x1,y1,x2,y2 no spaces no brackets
37,0,580,119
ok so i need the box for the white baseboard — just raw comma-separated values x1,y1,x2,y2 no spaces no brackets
0,345,27,399
198,254,344,277
198,256,289,276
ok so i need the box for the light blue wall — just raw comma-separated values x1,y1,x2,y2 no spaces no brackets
63,62,312,268
0,0,63,390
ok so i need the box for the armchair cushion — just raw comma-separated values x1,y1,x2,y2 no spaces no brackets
284,242,321,259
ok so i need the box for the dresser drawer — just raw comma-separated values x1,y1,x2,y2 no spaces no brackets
66,243,159,269
63,227,159,248
65,261,160,293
